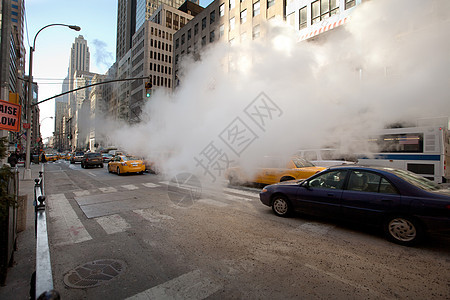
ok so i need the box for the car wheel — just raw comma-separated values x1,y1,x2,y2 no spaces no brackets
100,163,103,168
280,176,295,182
384,216,423,246
271,195,292,217
117,167,121,175
81,163,85,168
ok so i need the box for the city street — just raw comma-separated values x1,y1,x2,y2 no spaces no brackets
44,160,450,299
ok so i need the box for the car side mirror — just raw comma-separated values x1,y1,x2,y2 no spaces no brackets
301,181,310,189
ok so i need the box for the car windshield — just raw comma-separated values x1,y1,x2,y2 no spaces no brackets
292,157,315,168
122,156,139,161
87,153,101,158
76,152,84,156
387,168,441,191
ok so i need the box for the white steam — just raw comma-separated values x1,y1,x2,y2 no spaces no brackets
110,0,450,182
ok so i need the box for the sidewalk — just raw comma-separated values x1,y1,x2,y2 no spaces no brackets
0,163,43,300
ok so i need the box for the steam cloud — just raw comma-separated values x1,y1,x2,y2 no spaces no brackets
107,0,450,183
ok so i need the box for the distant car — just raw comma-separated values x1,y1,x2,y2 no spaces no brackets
81,152,103,168
70,151,85,164
259,165,450,246
101,153,113,163
108,155,145,175
44,153,58,162
226,156,325,185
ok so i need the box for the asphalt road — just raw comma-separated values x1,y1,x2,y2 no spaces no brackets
43,160,450,299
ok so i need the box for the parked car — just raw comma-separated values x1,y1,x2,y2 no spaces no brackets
81,152,103,168
259,165,450,246
101,153,113,163
70,151,85,164
108,155,145,175
226,156,325,185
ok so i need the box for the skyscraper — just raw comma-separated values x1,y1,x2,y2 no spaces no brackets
116,0,137,62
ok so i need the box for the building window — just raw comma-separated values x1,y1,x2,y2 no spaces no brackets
345,0,355,10
151,27,154,35
194,23,199,35
312,0,339,24
229,17,235,30
151,39,153,47
150,63,153,71
230,0,235,10
150,51,153,59
210,30,215,43
210,10,216,24
299,6,307,30
253,24,260,39
174,14,179,30
181,34,185,45
267,0,275,8
219,24,225,37
253,1,260,17
188,29,192,40
202,17,207,30
180,16,186,28
175,38,179,49
240,9,247,24
219,3,225,17
202,36,206,46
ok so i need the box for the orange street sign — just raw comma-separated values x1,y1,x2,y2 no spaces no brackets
0,99,21,132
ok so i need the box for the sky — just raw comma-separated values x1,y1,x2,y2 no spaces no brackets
25,0,215,140
25,0,118,139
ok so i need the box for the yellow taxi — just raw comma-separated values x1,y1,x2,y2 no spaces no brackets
44,153,58,162
226,156,326,185
108,155,146,175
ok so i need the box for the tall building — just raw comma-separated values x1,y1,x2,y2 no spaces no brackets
117,0,137,62
172,0,286,87
0,0,27,156
135,0,199,32
68,35,90,90
129,4,198,123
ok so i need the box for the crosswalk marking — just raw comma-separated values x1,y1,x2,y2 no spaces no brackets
142,182,160,188
122,184,139,190
47,194,92,246
133,209,174,222
224,187,259,199
96,214,131,234
197,199,228,207
126,269,222,300
99,187,117,193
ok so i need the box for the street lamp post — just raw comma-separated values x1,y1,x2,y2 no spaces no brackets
24,24,80,180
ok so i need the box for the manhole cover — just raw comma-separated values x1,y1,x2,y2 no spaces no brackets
63,259,126,289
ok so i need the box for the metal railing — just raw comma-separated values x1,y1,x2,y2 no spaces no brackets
33,165,59,299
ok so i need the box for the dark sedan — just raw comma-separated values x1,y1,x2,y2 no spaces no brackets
259,166,450,246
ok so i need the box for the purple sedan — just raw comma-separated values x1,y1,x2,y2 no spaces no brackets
259,166,450,246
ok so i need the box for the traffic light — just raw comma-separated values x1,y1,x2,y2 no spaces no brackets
145,81,152,97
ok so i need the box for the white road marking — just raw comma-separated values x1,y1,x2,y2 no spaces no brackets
87,172,97,177
226,194,253,202
304,264,394,300
73,190,90,197
197,199,228,207
126,269,222,300
122,184,139,190
158,181,169,185
99,187,117,193
142,182,160,188
47,194,92,246
95,214,131,234
224,187,259,198
133,209,174,222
